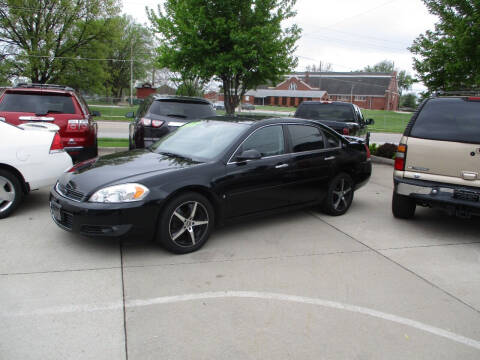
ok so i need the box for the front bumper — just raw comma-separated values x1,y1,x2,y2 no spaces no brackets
394,177,480,216
49,186,161,239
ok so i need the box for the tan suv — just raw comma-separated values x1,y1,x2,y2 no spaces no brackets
393,93,480,219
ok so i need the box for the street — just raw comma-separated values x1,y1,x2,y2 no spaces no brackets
1,164,479,359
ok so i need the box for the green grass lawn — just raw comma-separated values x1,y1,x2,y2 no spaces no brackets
98,138,129,148
363,110,412,133
254,105,294,112
90,105,138,121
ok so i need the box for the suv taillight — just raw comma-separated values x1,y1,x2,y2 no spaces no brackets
365,144,371,159
342,127,349,135
141,118,164,128
50,133,64,153
68,119,88,130
394,144,407,171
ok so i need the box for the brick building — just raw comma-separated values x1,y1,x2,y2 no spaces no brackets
206,72,399,111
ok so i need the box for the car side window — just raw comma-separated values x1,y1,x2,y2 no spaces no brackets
238,125,285,157
288,125,325,152
324,130,341,148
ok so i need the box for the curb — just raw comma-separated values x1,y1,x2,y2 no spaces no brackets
371,155,394,166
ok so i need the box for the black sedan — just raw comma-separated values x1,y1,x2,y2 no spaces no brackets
50,117,371,254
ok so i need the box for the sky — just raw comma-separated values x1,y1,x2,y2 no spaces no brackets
122,0,438,94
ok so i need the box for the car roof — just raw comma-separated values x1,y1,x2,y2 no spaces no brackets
299,101,352,106
203,115,339,130
152,94,211,103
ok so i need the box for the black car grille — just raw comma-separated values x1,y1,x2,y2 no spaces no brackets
453,190,479,202
81,225,114,235
57,182,85,202
61,211,74,229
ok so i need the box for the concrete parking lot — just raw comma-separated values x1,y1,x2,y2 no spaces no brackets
1,164,479,359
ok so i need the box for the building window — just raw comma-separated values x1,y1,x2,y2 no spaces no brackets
338,95,350,101
289,82,297,91
355,96,366,101
282,97,287,106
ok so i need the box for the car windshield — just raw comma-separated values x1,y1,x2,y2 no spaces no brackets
0,92,76,114
296,103,355,122
151,120,248,161
149,99,215,119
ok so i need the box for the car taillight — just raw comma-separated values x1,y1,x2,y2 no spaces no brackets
394,144,407,171
50,133,64,153
79,119,89,129
152,120,164,128
342,127,349,135
365,144,371,159
141,118,151,126
68,119,78,130
467,97,480,101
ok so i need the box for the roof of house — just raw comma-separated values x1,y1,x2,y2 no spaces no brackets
246,89,327,98
293,72,394,96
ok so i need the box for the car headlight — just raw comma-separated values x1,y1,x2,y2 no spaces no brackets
89,183,149,203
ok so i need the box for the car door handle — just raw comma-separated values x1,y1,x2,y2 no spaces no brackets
325,156,336,161
275,164,289,169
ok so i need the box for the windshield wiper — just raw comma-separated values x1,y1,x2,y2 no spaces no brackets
165,113,187,119
158,151,195,162
35,110,63,116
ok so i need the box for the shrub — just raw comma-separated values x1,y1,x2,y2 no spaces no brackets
375,143,397,159
369,143,378,155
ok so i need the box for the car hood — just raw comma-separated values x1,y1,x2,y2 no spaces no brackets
59,149,201,195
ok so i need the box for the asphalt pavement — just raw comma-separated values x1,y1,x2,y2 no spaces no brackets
97,120,403,144
1,164,479,359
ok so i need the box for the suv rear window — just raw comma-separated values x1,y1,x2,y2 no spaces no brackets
295,103,355,122
0,92,76,114
149,99,215,119
410,98,480,144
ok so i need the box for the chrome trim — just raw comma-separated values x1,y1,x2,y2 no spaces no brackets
64,146,84,151
227,123,342,165
55,182,82,203
396,182,454,196
275,164,289,169
325,156,336,161
168,121,185,127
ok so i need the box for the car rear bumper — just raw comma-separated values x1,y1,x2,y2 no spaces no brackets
394,177,480,216
49,186,161,239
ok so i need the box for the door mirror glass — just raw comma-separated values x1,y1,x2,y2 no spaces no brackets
91,110,101,117
236,149,262,162
125,111,135,118
366,118,375,125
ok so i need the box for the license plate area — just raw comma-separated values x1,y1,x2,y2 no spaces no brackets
50,201,63,222
453,190,479,202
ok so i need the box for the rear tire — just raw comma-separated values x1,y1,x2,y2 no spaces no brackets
392,192,416,219
0,169,23,219
323,173,354,216
157,192,214,254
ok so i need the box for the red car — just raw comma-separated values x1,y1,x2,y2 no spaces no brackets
0,83,99,162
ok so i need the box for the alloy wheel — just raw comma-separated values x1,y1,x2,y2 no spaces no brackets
169,201,209,247
331,178,352,212
0,176,15,213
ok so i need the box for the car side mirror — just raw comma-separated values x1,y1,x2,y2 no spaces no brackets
366,118,374,125
91,111,101,117
236,149,262,162
125,112,135,118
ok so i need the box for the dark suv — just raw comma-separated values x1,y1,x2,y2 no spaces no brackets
294,101,374,141
128,95,216,149
393,92,480,219
0,83,99,161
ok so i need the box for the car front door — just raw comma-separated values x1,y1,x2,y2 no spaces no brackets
223,125,292,218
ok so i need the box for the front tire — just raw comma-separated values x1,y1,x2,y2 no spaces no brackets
0,170,23,219
157,192,214,254
323,173,354,216
392,192,416,219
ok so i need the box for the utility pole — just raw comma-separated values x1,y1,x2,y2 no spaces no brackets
130,40,133,106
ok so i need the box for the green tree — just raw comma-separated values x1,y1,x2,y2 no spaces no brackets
149,0,301,114
410,0,480,93
400,93,418,108
0,0,120,84
363,60,415,95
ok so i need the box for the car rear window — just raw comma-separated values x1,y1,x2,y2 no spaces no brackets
410,98,480,144
149,99,215,119
295,103,355,122
0,92,76,114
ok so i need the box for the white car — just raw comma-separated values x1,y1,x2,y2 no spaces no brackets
0,121,73,219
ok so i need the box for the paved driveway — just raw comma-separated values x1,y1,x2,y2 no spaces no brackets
1,164,479,359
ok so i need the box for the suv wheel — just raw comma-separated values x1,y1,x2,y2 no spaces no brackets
157,192,214,254
392,192,416,219
0,169,23,219
323,173,354,216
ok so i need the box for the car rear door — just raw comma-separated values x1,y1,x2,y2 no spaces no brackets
223,125,292,217
284,124,336,204
404,97,480,188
